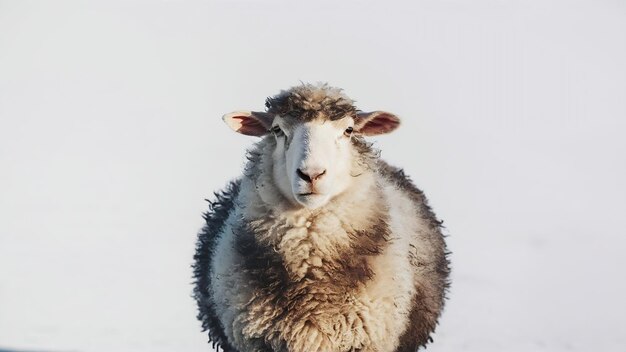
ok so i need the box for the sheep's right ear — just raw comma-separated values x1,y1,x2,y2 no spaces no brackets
222,111,274,137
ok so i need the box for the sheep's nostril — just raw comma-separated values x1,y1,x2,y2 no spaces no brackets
313,169,326,181
296,168,312,183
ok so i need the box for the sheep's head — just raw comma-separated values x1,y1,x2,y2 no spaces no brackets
223,83,400,209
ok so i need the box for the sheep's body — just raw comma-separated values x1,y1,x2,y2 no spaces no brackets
193,84,449,352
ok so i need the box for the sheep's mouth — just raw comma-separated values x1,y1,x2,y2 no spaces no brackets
294,191,330,209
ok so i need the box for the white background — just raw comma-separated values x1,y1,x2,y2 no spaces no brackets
1,0,625,351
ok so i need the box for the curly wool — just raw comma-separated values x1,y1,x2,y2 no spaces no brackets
265,83,357,121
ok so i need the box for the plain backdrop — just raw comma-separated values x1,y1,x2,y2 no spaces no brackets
1,0,625,351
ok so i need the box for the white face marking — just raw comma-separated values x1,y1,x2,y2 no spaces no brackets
272,118,355,209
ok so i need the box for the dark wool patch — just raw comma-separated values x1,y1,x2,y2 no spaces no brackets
341,208,392,282
234,221,291,304
233,222,291,349
193,180,241,352
265,83,357,121
332,212,391,284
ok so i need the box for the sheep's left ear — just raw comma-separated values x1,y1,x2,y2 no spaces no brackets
222,111,275,137
355,111,401,136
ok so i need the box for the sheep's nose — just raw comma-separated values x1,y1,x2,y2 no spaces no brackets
296,168,326,183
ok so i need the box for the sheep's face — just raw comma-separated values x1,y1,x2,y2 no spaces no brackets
270,116,355,209
223,110,400,209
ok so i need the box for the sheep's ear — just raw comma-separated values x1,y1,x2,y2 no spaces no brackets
354,111,400,136
222,111,274,137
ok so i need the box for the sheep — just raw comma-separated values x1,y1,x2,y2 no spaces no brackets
193,83,450,352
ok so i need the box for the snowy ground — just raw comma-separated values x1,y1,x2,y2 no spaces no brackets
1,0,625,351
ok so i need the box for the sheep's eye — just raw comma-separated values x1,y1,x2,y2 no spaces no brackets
344,126,354,136
271,126,283,136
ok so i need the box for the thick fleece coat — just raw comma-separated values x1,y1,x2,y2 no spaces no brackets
193,85,450,352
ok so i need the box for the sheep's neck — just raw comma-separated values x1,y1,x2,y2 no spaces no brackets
251,177,389,284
